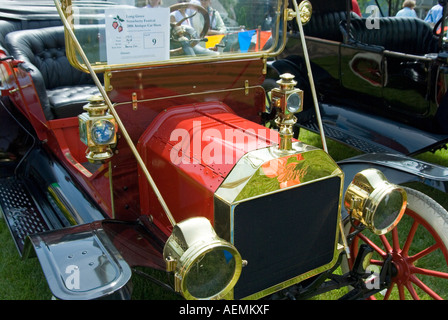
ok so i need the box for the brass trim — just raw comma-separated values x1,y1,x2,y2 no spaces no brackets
132,92,138,111
213,141,345,299
104,68,113,92
344,169,407,235
112,85,264,108
163,217,242,300
298,0,312,24
286,8,296,21
286,0,312,24
215,141,338,204
262,56,267,74
54,0,177,226
291,0,327,153
60,0,288,73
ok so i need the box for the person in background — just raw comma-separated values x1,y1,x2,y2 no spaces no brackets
197,0,226,35
170,0,195,26
145,0,161,8
396,0,417,18
425,3,443,26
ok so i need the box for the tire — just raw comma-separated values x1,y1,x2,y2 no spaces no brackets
343,187,448,300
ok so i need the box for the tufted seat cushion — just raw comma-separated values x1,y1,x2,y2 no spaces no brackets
5,26,100,120
0,19,63,55
302,11,361,42
47,85,101,119
347,17,439,55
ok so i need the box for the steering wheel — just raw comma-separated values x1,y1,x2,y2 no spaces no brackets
169,3,210,54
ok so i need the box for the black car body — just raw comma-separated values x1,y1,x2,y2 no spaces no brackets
268,0,448,156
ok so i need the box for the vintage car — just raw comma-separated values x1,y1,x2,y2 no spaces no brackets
0,0,448,301
267,0,448,157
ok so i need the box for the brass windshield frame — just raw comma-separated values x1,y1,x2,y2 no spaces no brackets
59,0,288,73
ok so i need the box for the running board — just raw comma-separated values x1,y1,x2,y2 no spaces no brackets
0,177,50,255
28,221,133,300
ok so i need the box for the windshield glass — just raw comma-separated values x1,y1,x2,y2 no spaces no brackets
58,0,285,70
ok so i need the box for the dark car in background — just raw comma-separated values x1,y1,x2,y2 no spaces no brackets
267,0,448,156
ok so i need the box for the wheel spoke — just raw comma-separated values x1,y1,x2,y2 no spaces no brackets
370,259,384,266
379,234,393,253
405,280,420,300
398,284,406,300
408,243,440,264
410,275,443,300
382,282,394,300
358,233,387,257
411,266,448,280
349,188,448,300
391,228,400,253
402,220,419,256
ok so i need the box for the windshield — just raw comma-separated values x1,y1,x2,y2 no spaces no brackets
57,0,285,70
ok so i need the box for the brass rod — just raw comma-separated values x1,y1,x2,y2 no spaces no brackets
292,0,328,153
54,0,176,226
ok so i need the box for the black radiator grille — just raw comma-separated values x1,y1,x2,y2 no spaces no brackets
233,176,341,299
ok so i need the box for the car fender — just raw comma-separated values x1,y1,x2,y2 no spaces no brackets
266,58,304,82
338,153,448,194
338,153,448,220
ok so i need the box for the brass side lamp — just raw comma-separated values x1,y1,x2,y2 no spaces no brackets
270,73,304,151
79,95,117,163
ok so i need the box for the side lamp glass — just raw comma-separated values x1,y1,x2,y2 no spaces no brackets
344,168,407,235
163,217,242,300
78,95,117,163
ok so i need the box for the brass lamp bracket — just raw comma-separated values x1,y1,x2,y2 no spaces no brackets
270,73,303,151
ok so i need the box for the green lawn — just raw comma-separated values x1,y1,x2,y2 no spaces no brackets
0,128,447,300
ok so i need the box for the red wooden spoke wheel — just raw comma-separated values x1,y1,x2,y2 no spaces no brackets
348,187,448,300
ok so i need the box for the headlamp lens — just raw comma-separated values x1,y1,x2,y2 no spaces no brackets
373,188,405,232
185,248,237,299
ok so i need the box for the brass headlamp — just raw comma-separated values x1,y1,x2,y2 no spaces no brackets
270,73,304,150
79,95,117,163
344,169,407,235
163,217,242,300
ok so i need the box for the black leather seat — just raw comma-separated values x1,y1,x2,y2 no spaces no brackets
1,18,62,56
5,26,100,120
302,11,361,42
347,17,439,55
0,20,20,54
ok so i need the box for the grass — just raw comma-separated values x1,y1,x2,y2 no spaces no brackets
0,221,52,299
0,128,447,300
300,129,448,300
